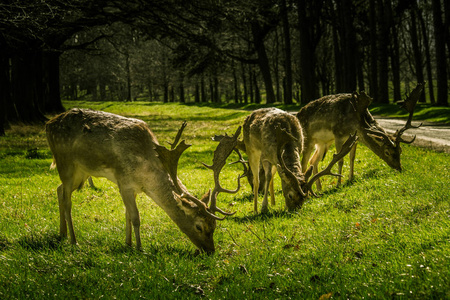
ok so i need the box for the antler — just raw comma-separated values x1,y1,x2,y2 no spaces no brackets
395,82,425,145
275,125,307,197
305,132,359,197
155,122,225,220
202,126,246,216
154,121,191,195
362,112,395,147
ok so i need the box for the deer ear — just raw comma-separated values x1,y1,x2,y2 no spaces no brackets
172,192,196,215
353,91,373,114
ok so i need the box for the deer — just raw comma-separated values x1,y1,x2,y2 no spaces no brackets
296,83,424,191
45,108,246,253
242,107,358,213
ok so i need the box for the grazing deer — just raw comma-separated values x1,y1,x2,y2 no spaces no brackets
46,108,245,253
296,83,424,190
243,107,357,213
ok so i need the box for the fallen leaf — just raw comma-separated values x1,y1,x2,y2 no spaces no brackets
319,292,333,300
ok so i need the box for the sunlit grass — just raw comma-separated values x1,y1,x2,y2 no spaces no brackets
0,101,449,299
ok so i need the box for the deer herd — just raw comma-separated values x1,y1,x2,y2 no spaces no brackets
46,83,425,253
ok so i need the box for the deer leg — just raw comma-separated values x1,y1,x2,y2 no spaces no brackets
60,182,77,245
248,154,261,213
56,184,67,239
269,165,276,206
301,143,314,173
348,142,357,181
309,144,326,191
120,188,141,248
261,162,274,214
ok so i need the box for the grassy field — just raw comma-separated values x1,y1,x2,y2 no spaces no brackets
1,101,449,299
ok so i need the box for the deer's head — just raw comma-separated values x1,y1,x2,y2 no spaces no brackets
362,83,425,171
275,125,358,209
155,123,246,253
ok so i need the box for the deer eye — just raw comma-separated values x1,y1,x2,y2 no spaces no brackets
384,149,391,156
195,225,203,233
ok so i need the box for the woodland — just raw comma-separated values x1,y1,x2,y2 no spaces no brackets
1,0,450,136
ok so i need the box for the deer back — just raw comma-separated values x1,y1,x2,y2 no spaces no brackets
297,93,402,170
46,108,163,187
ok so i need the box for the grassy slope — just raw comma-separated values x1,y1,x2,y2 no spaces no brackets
0,101,449,299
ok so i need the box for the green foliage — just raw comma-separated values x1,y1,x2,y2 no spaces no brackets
1,102,449,299
369,103,450,124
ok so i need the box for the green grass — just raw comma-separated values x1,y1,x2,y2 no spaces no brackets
1,101,449,299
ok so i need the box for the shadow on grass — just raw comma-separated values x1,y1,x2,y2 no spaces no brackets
17,231,63,251
232,209,299,224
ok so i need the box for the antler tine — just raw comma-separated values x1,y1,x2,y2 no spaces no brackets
395,82,425,144
277,149,307,197
365,128,395,147
306,132,359,197
203,126,243,216
229,148,248,179
178,191,226,220
154,122,192,194
169,121,187,150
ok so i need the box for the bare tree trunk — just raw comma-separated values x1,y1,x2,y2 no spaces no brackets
432,0,448,106
369,0,379,101
200,75,206,102
253,69,261,104
281,0,293,104
417,4,435,104
125,53,132,102
241,62,248,103
410,8,426,102
385,0,401,102
251,22,276,104
232,63,240,103
0,56,10,135
377,0,390,103
11,52,47,123
297,0,319,103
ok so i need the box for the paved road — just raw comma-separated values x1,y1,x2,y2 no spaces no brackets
375,117,450,153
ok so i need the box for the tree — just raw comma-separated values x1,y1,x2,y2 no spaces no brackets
432,0,448,106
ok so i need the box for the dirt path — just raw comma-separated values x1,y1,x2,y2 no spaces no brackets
375,117,450,153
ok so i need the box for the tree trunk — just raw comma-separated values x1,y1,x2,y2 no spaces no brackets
432,0,448,106
251,22,276,104
195,83,200,103
386,0,401,102
281,0,293,104
44,52,64,112
253,69,261,104
241,62,248,103
125,53,132,102
337,0,357,92
232,64,240,103
332,24,344,92
297,0,319,103
179,81,185,103
369,0,379,101
417,4,435,104
200,76,206,102
0,56,11,135
10,52,47,123
409,8,426,102
377,0,390,103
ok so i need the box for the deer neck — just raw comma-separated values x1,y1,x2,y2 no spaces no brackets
279,143,303,175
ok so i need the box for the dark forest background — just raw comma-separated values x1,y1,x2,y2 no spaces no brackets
1,0,449,136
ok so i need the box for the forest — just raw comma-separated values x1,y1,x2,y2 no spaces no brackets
1,0,449,136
